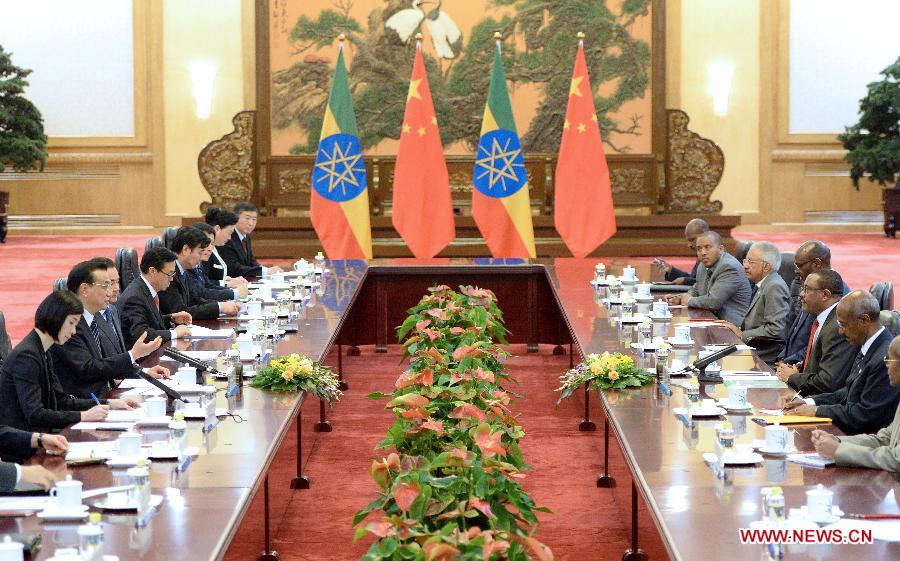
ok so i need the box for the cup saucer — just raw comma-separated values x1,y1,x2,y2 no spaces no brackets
37,504,89,521
721,451,764,465
649,313,673,321
717,399,753,412
635,295,654,303
666,337,695,348
106,455,151,468
801,505,844,525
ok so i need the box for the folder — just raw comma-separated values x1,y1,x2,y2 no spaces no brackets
752,415,832,425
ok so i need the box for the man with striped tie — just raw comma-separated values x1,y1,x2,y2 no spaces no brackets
51,260,168,399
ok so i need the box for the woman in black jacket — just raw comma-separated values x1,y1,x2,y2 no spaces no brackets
0,290,138,433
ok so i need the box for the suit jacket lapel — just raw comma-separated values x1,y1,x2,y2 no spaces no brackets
109,307,127,352
140,280,166,328
96,313,124,355
79,318,103,359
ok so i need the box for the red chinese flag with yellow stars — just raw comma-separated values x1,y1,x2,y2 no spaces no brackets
554,39,616,258
391,43,455,258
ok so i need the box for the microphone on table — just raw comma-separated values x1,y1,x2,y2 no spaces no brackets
162,348,223,381
690,344,738,384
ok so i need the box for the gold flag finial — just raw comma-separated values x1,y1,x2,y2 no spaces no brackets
415,32,423,41
577,32,585,40
493,31,503,41
338,33,346,43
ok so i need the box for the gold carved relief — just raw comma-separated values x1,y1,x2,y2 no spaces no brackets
611,168,646,195
278,169,311,194
197,111,256,212
665,109,724,213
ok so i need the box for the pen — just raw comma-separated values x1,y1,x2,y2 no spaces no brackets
846,514,900,520
89,392,102,406
783,389,803,409
658,382,672,396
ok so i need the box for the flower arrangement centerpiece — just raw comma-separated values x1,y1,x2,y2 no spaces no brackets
556,351,653,403
250,353,342,405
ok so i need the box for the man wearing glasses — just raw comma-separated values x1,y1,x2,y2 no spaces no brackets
784,291,899,435
119,247,193,347
775,269,858,395
51,260,171,399
812,335,900,471
716,242,790,364
775,240,849,370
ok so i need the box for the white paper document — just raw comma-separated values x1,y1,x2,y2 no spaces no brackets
70,422,135,431
824,518,900,542
177,350,222,361
189,325,235,339
65,441,118,461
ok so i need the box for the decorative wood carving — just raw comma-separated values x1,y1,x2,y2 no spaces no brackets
611,168,646,195
278,168,310,194
197,111,257,212
664,109,724,213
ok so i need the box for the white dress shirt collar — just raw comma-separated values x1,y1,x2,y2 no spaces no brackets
860,326,886,357
82,309,96,326
140,275,158,298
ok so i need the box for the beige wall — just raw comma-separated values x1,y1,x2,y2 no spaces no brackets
163,0,253,218
668,0,761,217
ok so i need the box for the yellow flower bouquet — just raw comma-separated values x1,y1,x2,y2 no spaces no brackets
250,353,342,406
556,352,652,402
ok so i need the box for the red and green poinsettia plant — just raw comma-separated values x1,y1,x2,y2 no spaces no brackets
354,286,554,561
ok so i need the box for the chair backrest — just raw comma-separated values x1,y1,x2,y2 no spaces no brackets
161,226,179,250
115,247,140,292
0,309,11,362
869,282,890,311
777,251,795,288
879,310,900,337
733,240,754,263
53,277,67,291
145,236,162,253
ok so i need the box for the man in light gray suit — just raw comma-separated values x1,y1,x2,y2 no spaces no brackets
666,231,752,325
717,242,790,364
777,269,858,395
812,335,900,472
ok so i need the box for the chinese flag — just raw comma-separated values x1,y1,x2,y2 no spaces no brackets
554,39,616,258
391,43,455,258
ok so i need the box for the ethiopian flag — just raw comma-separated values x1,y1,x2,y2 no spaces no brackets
310,43,372,259
471,43,536,258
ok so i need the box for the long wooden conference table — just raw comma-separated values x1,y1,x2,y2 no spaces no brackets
7,259,897,560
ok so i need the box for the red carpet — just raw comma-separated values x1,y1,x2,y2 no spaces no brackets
222,345,667,561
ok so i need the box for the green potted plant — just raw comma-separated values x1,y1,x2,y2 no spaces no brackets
837,55,900,237
0,44,48,242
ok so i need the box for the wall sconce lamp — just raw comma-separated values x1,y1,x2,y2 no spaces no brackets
189,61,218,119
707,62,734,117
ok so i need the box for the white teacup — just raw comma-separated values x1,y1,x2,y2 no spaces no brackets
764,423,788,453
728,385,748,408
175,366,197,386
652,300,669,316
0,538,24,561
237,335,254,357
674,324,692,343
622,265,636,280
258,285,273,300
150,439,171,457
145,397,167,418
293,259,309,272
117,432,142,457
765,459,787,483
244,300,263,316
698,350,721,371
636,283,651,298
105,491,130,508
806,485,834,522
50,478,83,509
271,272,285,284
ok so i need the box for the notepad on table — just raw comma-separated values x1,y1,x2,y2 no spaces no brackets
787,452,835,468
753,415,832,425
188,325,235,339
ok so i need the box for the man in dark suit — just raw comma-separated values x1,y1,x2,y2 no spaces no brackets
785,290,900,435
777,269,858,395
666,231,752,325
160,227,241,320
776,240,849,368
119,247,192,347
653,218,709,286
51,260,169,398
717,242,790,364
0,426,69,490
216,202,282,278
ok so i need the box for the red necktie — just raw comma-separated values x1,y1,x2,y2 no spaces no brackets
153,294,160,310
242,237,249,255
802,319,820,369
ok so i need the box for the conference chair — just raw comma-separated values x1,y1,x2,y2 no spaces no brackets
0,309,11,363
733,240,754,263
879,310,900,337
53,277,67,291
161,227,179,250
144,236,162,253
115,248,139,292
869,282,893,311
777,251,796,287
